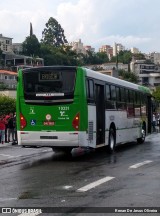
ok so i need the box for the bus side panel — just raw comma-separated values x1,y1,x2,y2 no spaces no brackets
87,105,96,148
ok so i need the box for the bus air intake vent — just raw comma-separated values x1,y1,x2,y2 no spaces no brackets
88,121,93,141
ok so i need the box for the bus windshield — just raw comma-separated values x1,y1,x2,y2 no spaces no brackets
23,67,76,103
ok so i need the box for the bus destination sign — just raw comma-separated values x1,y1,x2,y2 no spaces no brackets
39,72,59,81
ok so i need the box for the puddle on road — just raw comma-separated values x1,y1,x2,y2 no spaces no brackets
0,160,12,165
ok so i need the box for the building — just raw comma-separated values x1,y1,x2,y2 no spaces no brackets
146,52,160,65
130,59,160,90
0,29,44,70
3,52,44,70
84,45,95,53
69,39,86,54
102,62,128,71
0,70,17,89
12,43,23,54
69,39,95,55
99,45,113,60
0,34,13,53
130,47,140,54
113,43,125,56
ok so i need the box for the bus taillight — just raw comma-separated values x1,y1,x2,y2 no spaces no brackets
72,113,80,130
20,113,27,130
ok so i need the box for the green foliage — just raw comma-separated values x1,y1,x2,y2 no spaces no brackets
118,69,138,84
0,95,16,115
22,34,40,56
41,17,68,47
111,50,132,64
0,83,7,90
133,53,145,60
152,86,160,102
40,44,80,66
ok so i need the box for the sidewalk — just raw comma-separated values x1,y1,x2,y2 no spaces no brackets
0,142,17,148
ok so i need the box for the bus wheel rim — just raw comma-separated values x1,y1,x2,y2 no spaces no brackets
110,134,114,149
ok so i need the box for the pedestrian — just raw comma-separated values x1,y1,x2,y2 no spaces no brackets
152,113,156,132
12,112,18,145
4,113,10,142
7,113,14,142
0,115,6,144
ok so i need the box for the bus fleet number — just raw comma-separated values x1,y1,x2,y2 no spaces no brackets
58,106,69,111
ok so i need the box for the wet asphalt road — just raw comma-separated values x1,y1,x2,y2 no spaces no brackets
0,132,160,216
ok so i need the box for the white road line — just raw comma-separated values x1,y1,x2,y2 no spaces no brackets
0,154,13,157
0,154,22,158
18,213,40,216
0,197,17,201
129,160,153,169
77,176,115,192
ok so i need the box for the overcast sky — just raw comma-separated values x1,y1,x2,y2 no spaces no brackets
0,0,160,53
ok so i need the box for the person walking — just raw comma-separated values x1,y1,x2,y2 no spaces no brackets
152,113,156,132
0,115,6,144
12,112,18,145
7,113,14,143
4,113,10,142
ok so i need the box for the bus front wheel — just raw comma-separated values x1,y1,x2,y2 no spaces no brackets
108,128,116,153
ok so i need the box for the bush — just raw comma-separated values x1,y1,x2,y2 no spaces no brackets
0,95,16,115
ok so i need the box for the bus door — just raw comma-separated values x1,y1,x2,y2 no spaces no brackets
95,84,105,145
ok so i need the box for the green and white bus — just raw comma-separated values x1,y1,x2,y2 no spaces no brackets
16,66,152,155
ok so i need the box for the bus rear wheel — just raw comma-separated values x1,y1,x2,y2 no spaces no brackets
108,128,116,153
137,125,146,144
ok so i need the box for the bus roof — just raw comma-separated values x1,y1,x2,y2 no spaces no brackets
84,67,151,94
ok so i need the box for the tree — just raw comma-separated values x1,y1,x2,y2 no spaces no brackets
110,50,132,64
22,35,40,56
0,95,16,115
96,52,109,63
41,17,68,47
152,86,160,102
119,69,138,84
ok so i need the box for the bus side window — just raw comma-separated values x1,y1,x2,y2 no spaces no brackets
126,89,134,117
116,87,123,110
120,87,126,110
110,85,116,109
86,79,95,104
134,91,141,116
105,84,113,109
141,93,147,115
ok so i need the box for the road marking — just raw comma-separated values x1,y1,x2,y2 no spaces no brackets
0,154,13,157
77,176,115,192
0,197,17,201
0,154,22,158
18,213,40,216
129,160,153,169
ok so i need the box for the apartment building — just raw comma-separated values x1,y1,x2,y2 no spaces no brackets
99,45,113,60
145,52,160,65
102,62,128,71
12,43,23,54
0,70,17,89
0,34,13,53
69,39,95,54
130,59,160,89
113,43,125,56
130,47,140,54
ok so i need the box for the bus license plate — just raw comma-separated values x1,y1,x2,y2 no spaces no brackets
43,121,55,126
